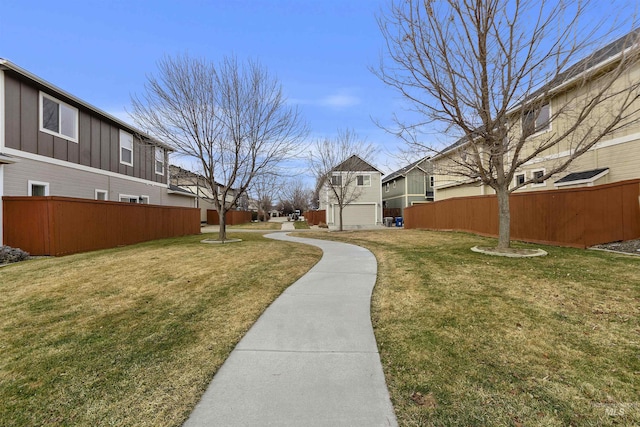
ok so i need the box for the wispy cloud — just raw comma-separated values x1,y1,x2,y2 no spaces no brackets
288,89,361,109
318,93,361,108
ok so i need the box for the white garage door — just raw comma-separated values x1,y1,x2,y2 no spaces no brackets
333,204,376,226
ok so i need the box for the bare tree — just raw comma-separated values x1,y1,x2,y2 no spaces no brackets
375,0,640,249
309,129,377,231
131,54,307,240
249,172,283,221
280,180,314,215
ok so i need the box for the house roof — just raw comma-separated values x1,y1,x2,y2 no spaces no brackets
554,168,609,184
331,155,382,173
434,29,640,158
382,157,429,184
167,184,198,197
0,58,173,152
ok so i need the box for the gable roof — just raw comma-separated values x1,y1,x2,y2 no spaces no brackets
0,58,172,152
433,29,640,159
382,157,430,184
331,155,382,173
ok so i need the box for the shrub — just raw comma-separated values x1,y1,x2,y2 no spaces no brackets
318,222,329,229
0,246,30,264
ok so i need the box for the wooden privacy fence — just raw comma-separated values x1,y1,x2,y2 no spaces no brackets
206,209,252,225
304,210,326,225
3,196,201,256
383,208,402,218
404,179,640,248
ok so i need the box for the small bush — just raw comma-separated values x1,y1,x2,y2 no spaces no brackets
0,246,30,264
318,222,329,229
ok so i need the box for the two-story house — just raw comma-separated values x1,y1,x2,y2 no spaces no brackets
432,30,640,200
0,59,196,243
169,164,239,223
319,155,383,229
382,157,433,216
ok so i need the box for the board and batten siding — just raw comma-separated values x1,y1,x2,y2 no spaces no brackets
3,72,165,184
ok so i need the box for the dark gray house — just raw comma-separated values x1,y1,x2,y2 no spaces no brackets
382,157,433,216
0,59,196,244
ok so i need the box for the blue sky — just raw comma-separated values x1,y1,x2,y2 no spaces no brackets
1,0,409,175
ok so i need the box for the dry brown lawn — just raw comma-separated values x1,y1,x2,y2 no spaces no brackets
0,232,321,426
301,229,640,426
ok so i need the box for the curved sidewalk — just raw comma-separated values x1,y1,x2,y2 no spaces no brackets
184,232,397,426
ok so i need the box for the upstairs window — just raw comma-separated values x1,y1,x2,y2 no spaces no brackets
523,103,550,135
429,176,435,188
515,173,525,187
331,175,342,186
385,182,390,192
155,147,165,175
40,92,78,142
356,175,371,186
120,130,133,166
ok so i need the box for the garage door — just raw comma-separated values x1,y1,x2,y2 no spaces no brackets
333,204,376,226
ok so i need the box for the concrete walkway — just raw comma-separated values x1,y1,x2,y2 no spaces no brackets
184,232,397,426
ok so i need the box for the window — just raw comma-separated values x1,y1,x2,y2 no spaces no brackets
28,180,49,196
40,92,78,142
429,176,435,188
95,189,108,201
120,130,133,166
515,173,525,187
155,147,164,175
531,169,546,187
139,195,149,204
356,175,371,186
331,175,342,186
119,194,139,203
392,180,396,188
385,182,390,192
523,103,550,135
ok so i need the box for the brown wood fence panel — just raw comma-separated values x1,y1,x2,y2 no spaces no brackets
206,210,252,225
404,179,640,248
383,208,402,218
304,210,326,225
3,196,200,256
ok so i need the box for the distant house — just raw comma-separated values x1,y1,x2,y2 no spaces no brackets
432,30,640,200
0,59,196,244
319,155,383,229
382,157,433,216
169,164,237,222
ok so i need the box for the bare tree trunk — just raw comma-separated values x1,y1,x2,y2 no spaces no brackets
339,205,344,232
218,210,227,241
496,188,511,249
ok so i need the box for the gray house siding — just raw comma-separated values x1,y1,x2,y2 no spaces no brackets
3,72,165,185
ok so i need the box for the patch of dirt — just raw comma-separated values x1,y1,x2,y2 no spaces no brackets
592,239,640,255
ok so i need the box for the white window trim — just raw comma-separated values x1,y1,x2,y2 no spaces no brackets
28,180,50,196
514,173,526,188
119,130,134,167
39,92,79,143
530,169,546,188
140,195,150,204
385,182,390,192
392,180,396,188
155,147,164,175
95,189,108,200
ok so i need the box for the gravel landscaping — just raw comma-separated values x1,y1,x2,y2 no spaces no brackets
592,238,640,255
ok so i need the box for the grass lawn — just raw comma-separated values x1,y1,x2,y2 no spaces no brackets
228,221,281,230
0,232,321,427
293,220,310,230
300,229,640,426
